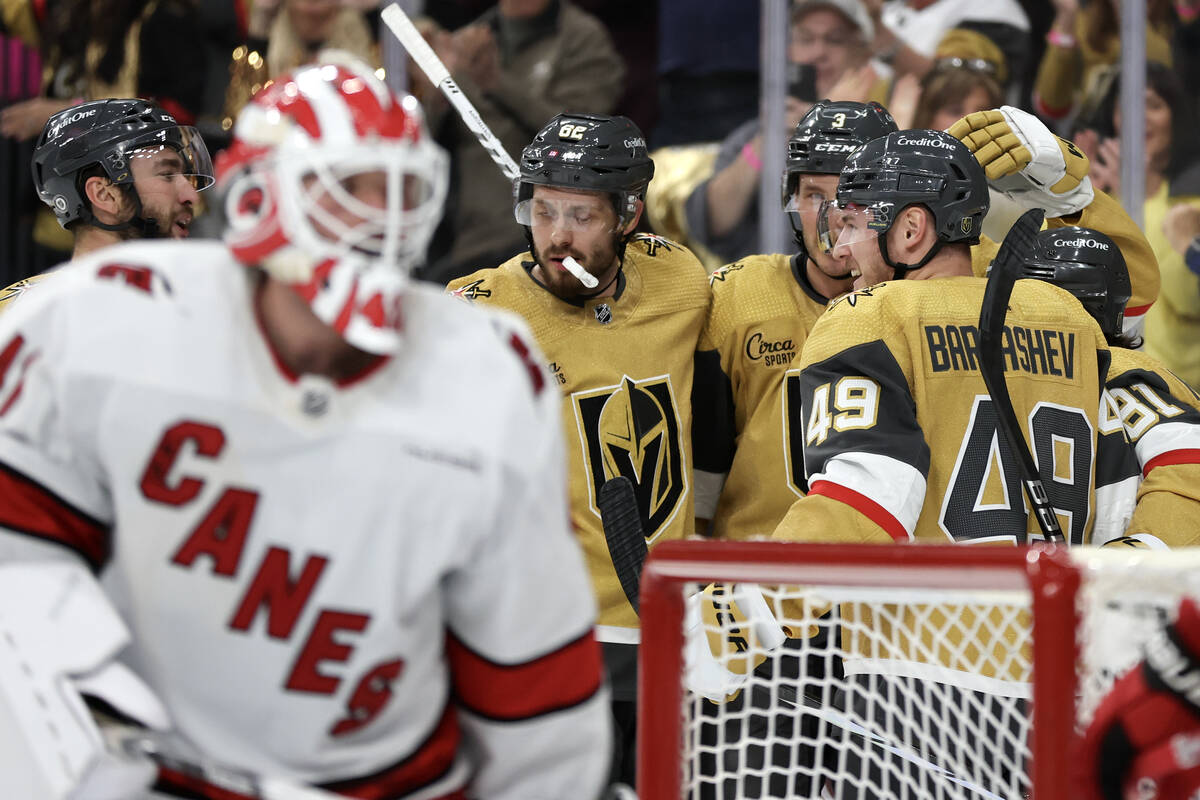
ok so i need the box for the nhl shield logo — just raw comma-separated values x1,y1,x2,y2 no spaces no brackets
572,375,687,541
594,303,613,324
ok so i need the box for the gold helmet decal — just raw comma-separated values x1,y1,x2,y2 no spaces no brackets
574,375,687,540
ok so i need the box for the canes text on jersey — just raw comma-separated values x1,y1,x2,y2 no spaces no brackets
139,420,401,738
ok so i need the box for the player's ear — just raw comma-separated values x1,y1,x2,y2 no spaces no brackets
621,199,644,236
84,176,124,221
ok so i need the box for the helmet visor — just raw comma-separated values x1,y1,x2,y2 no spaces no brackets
817,200,889,254
514,194,620,233
127,126,216,191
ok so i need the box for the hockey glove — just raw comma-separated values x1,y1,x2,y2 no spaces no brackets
683,583,786,703
1079,596,1200,800
949,105,1094,218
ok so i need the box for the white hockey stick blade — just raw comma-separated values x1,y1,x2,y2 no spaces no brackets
381,3,520,182
563,257,599,289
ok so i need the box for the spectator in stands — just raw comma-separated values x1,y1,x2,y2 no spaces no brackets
222,0,381,128
866,0,1029,98
0,0,205,264
1074,62,1200,387
680,0,885,265
416,0,624,286
889,29,1006,130
1033,0,1174,124
653,0,760,147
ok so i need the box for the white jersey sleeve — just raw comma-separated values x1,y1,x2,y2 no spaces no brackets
0,266,114,568
443,311,611,800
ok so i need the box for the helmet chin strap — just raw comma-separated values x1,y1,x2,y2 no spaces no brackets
877,234,942,280
89,187,163,239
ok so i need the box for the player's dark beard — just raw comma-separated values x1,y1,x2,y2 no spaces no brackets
533,231,623,299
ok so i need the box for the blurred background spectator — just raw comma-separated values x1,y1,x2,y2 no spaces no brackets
889,28,1006,130
868,0,1030,101
223,0,381,129
672,0,885,266
1073,61,1200,387
1033,0,1173,127
653,0,760,147
414,0,624,285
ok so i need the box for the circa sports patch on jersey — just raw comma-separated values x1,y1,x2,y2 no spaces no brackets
571,374,687,543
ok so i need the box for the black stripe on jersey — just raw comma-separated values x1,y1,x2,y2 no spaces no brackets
1110,367,1200,419
693,348,735,473
799,340,931,481
1095,430,1141,489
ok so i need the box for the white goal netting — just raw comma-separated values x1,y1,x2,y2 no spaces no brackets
640,542,1200,800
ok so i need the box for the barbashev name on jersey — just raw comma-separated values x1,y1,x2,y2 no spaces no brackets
925,323,1077,379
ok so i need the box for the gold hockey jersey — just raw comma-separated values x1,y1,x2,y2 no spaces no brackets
774,276,1111,548
1106,347,1200,547
971,190,1160,321
447,235,710,637
698,254,830,540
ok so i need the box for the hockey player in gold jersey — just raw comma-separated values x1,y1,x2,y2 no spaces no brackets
446,112,710,784
777,129,1113,547
1017,226,1200,548
695,101,897,542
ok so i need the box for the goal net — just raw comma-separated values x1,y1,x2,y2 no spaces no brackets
637,540,1200,800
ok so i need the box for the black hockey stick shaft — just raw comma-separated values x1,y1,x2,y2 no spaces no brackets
598,476,648,614
978,208,1065,543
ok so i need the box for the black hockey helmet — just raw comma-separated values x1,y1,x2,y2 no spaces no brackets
781,100,897,209
32,98,214,229
831,129,989,275
1019,226,1130,341
515,112,654,228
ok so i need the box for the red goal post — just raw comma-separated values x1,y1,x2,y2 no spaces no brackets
637,540,1083,800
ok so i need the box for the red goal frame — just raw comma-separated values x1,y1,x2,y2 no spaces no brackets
636,540,1081,799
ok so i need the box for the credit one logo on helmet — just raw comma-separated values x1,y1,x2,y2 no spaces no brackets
572,375,687,541
1057,238,1110,250
895,134,956,150
48,109,99,140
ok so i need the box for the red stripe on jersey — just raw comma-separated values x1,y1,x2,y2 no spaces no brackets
447,628,603,721
0,463,110,568
153,704,463,799
320,702,462,798
809,479,910,543
1143,449,1200,477
1126,303,1152,318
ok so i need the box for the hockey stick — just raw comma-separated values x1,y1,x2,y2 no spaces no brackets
598,476,648,614
380,3,519,182
977,207,1065,543
378,4,599,289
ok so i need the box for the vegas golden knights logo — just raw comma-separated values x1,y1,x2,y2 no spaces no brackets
574,375,686,539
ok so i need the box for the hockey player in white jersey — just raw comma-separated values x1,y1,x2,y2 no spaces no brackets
0,55,610,800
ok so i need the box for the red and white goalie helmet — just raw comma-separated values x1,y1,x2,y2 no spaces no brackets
218,53,447,354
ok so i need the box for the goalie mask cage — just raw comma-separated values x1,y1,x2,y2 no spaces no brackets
638,540,1200,800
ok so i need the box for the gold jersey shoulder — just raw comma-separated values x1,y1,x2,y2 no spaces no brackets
705,254,826,351
0,274,52,315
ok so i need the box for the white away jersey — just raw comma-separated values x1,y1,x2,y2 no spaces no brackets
0,241,608,799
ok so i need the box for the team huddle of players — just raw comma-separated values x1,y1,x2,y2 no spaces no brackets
1,50,1199,800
